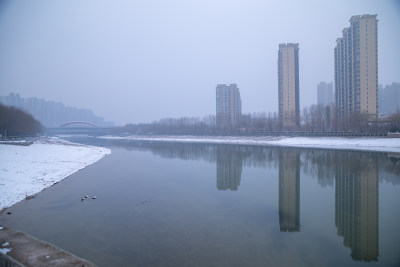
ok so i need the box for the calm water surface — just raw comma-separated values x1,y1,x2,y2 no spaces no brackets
1,137,400,267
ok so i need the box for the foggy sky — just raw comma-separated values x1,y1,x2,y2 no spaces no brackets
0,0,399,125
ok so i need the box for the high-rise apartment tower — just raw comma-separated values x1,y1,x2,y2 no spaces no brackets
334,14,378,121
278,43,300,127
216,84,242,127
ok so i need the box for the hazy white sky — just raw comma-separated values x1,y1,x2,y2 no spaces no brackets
0,0,399,125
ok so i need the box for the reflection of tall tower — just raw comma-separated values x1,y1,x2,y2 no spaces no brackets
335,155,379,261
216,147,242,191
279,149,300,232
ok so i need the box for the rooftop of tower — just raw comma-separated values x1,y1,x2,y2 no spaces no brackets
279,43,299,48
350,14,377,22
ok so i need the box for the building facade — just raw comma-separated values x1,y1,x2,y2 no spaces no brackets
216,84,242,127
334,14,378,121
317,81,334,107
278,43,300,127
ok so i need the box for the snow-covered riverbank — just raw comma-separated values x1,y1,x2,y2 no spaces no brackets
100,135,400,153
0,137,111,210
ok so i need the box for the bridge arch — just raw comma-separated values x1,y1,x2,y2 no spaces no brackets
60,121,98,128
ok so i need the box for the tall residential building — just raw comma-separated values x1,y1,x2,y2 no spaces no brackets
278,43,300,127
317,81,334,107
334,14,378,121
379,83,400,116
216,84,242,127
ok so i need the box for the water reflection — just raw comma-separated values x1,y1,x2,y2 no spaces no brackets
5,136,400,266
102,140,393,261
91,138,398,182
279,149,300,232
302,150,335,187
335,154,379,261
216,147,242,191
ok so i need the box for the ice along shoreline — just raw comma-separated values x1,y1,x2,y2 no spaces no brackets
99,135,400,153
0,137,111,211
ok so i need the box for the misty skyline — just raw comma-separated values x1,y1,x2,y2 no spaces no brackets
0,0,399,125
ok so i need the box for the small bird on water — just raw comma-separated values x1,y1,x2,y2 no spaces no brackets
81,195,96,201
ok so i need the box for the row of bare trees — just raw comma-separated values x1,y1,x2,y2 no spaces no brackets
0,104,44,138
114,105,400,136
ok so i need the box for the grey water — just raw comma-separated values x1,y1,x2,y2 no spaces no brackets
1,137,400,267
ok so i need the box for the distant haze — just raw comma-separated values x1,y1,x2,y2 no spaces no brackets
0,0,399,125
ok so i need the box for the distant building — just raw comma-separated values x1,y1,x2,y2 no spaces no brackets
334,14,378,121
0,93,24,108
278,43,300,127
317,82,334,107
0,93,114,127
216,84,242,127
379,83,400,116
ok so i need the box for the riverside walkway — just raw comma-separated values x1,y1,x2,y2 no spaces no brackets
0,225,95,267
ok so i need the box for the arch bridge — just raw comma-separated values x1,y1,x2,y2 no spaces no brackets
60,121,98,128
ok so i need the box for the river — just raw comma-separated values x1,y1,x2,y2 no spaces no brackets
1,136,400,266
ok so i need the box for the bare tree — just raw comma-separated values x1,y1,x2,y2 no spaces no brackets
0,104,44,138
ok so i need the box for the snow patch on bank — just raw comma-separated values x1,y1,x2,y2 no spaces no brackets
0,248,11,255
99,135,400,153
0,137,111,210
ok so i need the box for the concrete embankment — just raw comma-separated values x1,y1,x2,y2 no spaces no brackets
0,141,33,146
0,225,95,267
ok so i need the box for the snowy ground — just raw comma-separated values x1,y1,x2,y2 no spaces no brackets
0,137,110,211
100,135,400,153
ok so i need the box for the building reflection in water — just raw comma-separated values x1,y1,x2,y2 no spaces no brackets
335,153,379,261
216,146,243,191
99,140,383,260
279,149,300,232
